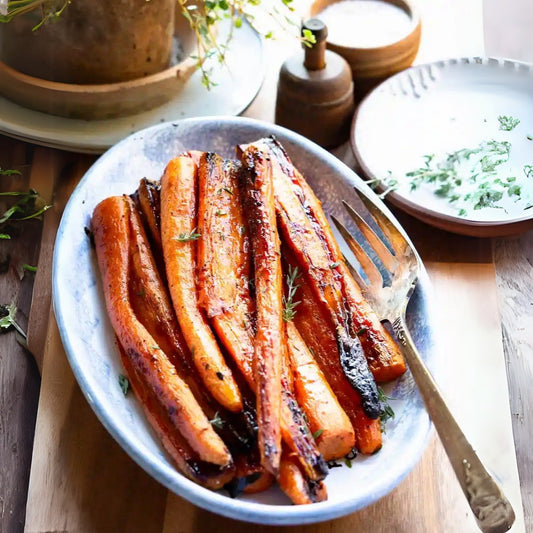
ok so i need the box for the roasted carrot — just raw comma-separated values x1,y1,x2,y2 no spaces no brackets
118,343,235,489
131,178,162,254
197,153,326,482
124,194,256,454
91,195,233,468
264,136,405,383
197,153,254,381
291,260,382,454
238,139,379,419
278,450,328,505
160,153,243,413
286,322,355,460
241,146,284,476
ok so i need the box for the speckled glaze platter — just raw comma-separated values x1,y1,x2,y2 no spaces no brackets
352,57,533,237
0,20,264,154
52,117,435,525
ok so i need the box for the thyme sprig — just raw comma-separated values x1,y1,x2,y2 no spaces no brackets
377,387,395,428
0,302,27,339
282,265,301,322
173,228,202,242
498,115,520,131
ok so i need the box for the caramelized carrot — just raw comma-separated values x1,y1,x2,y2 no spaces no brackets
289,248,382,454
160,153,243,412
241,146,284,476
279,450,328,505
265,136,405,382
239,138,379,419
286,322,355,460
118,344,235,489
124,195,256,454
197,153,254,381
91,196,233,467
197,153,326,482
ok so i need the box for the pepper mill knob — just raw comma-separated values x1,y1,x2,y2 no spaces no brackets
275,19,355,149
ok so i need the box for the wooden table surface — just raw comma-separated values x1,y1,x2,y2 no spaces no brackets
1,1,532,532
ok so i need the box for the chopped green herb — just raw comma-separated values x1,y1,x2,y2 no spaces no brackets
282,265,301,322
215,209,227,216
344,456,353,468
356,327,367,336
0,167,21,176
238,226,246,235
173,229,201,242
524,165,533,179
22,264,37,273
210,411,225,430
118,374,130,396
0,189,51,225
329,262,340,268
378,387,395,427
221,187,233,195
527,135,533,141
0,234,11,240
498,115,520,131
313,429,323,440
0,302,26,339
151,345,160,351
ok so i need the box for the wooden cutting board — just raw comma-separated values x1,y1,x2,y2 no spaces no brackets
23,258,526,532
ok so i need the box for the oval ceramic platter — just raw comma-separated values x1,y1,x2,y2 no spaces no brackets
352,57,533,237
0,20,264,154
53,117,435,525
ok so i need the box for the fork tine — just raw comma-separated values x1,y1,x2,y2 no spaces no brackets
330,214,383,288
341,200,398,272
352,189,409,257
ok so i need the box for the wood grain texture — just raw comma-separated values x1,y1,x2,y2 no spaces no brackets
26,150,94,371
493,232,533,532
24,315,168,533
0,138,41,533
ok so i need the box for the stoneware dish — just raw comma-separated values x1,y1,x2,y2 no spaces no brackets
52,117,435,525
0,20,264,153
352,57,533,237
0,9,198,120
310,0,421,97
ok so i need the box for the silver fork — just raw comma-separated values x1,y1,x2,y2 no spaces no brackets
331,190,515,533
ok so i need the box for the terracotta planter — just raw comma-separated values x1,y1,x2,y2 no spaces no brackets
0,0,181,84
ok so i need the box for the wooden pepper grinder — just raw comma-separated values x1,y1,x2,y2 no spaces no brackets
275,19,355,149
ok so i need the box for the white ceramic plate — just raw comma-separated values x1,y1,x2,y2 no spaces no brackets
0,21,264,154
53,117,435,525
352,57,533,237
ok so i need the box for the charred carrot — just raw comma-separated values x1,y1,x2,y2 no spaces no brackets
278,450,328,505
239,139,379,419
197,153,326,481
91,195,232,467
160,153,243,413
241,146,283,476
286,322,355,460
291,260,382,454
125,194,256,453
265,136,405,382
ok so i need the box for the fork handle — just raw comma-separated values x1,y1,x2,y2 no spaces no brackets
393,315,515,533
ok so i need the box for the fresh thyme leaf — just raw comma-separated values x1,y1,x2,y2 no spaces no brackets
221,187,233,195
0,233,10,240
0,167,21,176
313,428,323,439
215,209,227,216
378,387,395,428
329,262,340,268
173,228,201,242
0,189,51,225
524,165,533,179
344,456,353,468
527,135,533,141
210,411,225,430
0,302,27,339
22,264,37,273
118,374,130,396
498,115,520,131
282,265,301,322
356,327,367,336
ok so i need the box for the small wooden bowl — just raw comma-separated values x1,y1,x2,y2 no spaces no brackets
0,14,197,120
310,0,421,97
